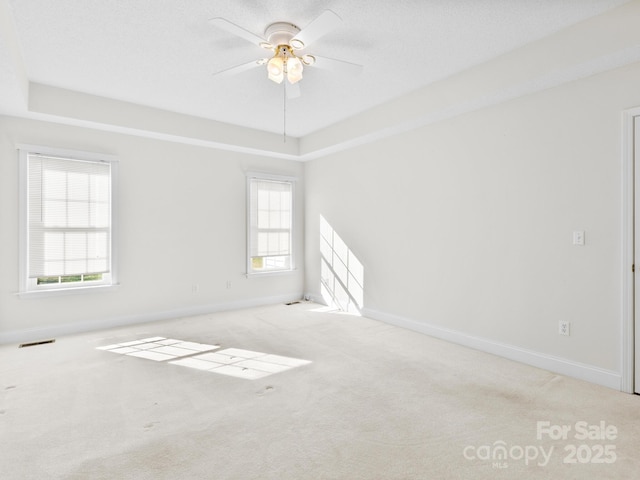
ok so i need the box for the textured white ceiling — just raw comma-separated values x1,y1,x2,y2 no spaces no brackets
2,0,631,137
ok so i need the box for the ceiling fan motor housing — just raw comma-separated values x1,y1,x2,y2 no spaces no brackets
264,22,301,48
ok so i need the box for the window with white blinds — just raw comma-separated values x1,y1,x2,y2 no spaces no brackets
248,176,294,274
20,147,117,292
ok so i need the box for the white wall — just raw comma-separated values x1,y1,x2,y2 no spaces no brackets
0,116,304,342
305,61,640,388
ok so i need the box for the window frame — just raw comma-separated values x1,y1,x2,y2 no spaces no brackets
18,144,119,297
246,172,296,276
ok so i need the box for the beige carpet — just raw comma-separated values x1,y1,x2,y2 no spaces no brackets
1,302,639,479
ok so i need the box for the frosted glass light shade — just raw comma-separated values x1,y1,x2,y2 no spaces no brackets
286,57,303,84
267,57,284,84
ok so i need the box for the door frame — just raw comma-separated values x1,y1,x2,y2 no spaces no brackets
621,106,640,393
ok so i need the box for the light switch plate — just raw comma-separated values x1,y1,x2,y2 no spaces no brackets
573,231,585,246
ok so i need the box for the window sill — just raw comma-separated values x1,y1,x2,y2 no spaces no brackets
246,269,297,278
18,284,120,299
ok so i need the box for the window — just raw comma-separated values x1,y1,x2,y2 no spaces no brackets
247,174,294,274
19,146,117,293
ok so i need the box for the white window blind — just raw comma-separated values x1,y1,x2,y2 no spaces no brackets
24,151,113,289
248,177,293,273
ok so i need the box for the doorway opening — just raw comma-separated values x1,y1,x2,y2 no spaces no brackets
622,107,640,393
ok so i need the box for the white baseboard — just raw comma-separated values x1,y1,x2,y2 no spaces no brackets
0,293,303,345
362,307,622,391
304,292,326,305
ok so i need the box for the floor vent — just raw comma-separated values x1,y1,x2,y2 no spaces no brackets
19,339,55,348
285,301,301,305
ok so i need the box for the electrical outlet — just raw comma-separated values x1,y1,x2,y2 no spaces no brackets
559,320,570,336
226,281,231,289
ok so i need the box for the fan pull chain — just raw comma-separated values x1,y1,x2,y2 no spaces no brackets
283,79,287,143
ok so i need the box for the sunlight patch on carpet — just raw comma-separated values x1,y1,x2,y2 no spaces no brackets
171,348,311,379
97,338,310,379
97,337,219,361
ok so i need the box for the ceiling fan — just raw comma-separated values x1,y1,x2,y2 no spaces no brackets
209,10,363,95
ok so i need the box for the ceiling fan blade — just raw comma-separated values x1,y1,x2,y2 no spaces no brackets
286,82,301,99
291,10,341,49
312,56,363,76
212,59,264,78
209,17,270,48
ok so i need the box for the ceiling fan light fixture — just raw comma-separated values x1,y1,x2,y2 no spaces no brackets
210,10,359,92
267,56,284,83
286,56,303,84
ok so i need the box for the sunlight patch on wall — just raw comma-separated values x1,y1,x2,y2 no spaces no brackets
320,215,364,314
